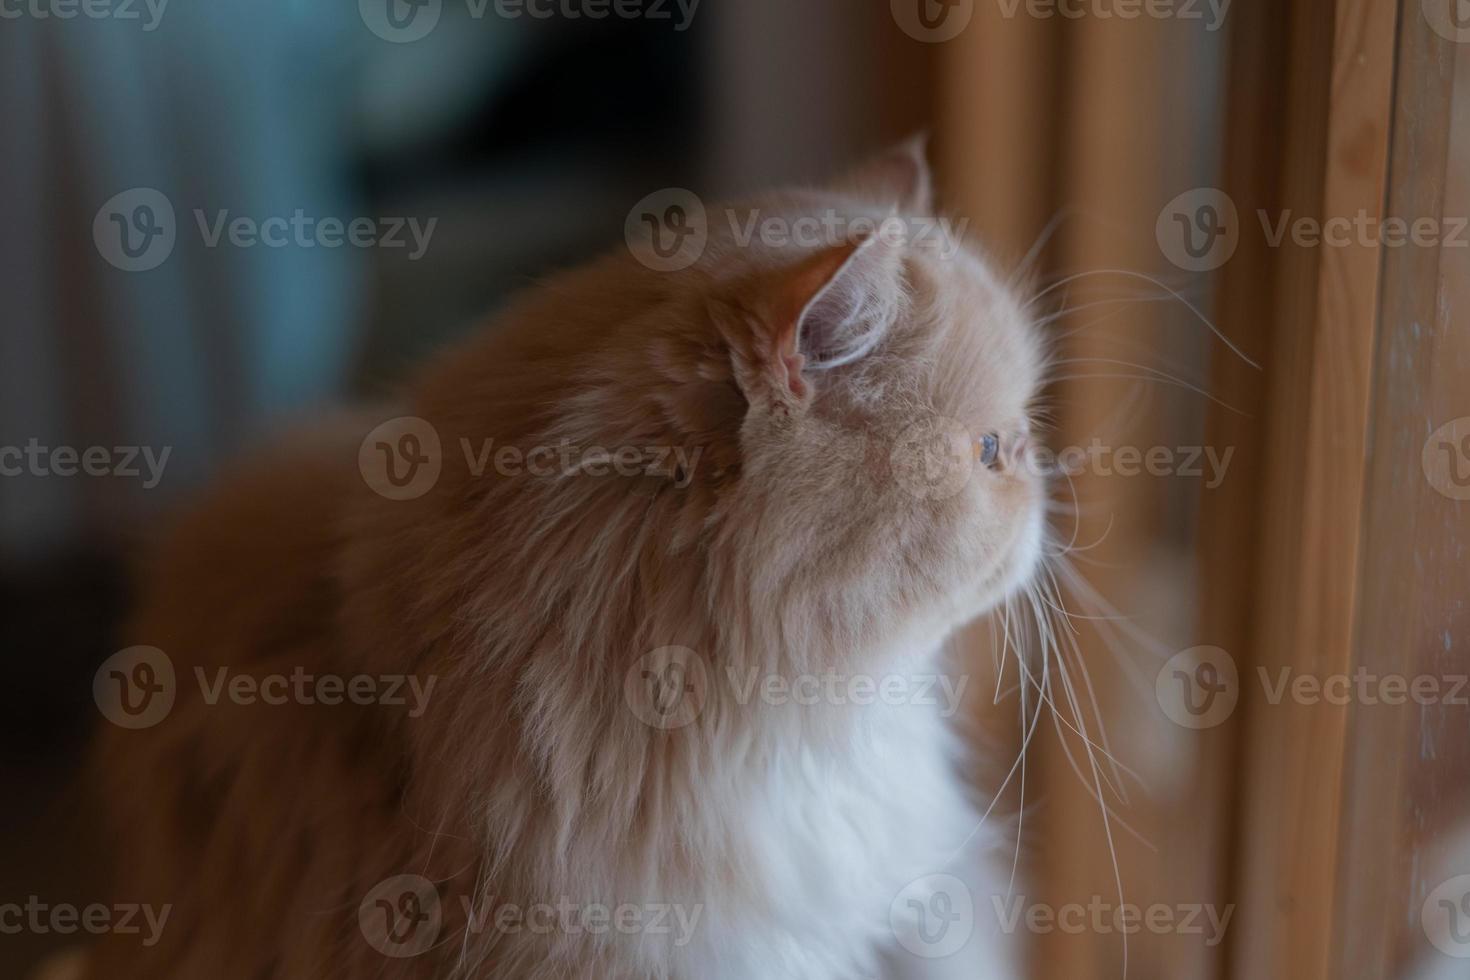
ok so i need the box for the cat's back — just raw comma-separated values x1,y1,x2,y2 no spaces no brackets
87,412,423,980
127,413,370,666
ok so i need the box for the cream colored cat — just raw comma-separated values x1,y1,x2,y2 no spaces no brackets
81,139,1045,979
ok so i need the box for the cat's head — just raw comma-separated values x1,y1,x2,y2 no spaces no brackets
410,139,1046,669
688,140,1047,659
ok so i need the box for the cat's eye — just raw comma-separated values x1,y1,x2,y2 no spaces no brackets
978,433,1000,469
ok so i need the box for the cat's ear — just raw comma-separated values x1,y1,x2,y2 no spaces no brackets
765,233,904,399
831,134,933,214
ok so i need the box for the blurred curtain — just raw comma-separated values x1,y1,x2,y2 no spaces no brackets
0,2,362,564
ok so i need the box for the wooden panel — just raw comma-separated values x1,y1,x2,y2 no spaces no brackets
1335,8,1470,977
1225,0,1401,977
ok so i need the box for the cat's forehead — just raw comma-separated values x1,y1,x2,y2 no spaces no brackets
917,245,1044,415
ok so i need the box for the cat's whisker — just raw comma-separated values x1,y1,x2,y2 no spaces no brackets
1055,559,1176,663
1049,654,1135,980
1040,578,1152,980
1032,294,1181,331
1006,629,1048,902
1025,268,1201,314
1030,619,1148,845
1026,267,1260,371
1007,209,1073,294
1044,568,1140,809
1047,512,1118,560
993,596,1017,705
1048,356,1212,394
1052,329,1219,394
947,602,1048,864
1046,370,1250,416
1036,570,1127,792
1050,557,1161,703
1042,460,1085,555
1009,581,1138,792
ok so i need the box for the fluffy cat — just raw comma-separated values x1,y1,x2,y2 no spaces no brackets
82,139,1046,979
